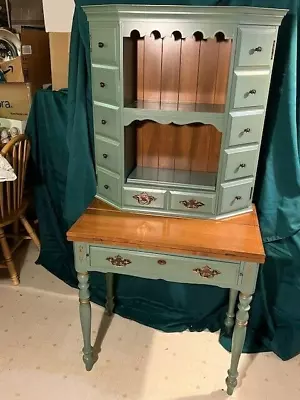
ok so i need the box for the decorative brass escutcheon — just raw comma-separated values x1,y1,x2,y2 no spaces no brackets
193,265,221,278
106,255,132,267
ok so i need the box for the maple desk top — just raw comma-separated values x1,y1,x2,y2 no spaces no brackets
67,199,265,264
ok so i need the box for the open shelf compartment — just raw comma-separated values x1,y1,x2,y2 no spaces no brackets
125,121,221,191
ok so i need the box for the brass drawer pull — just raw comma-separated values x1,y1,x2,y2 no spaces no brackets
239,163,246,168
101,120,107,125
244,128,251,133
193,266,221,279
254,46,262,52
100,82,106,88
180,199,204,209
98,42,104,48
106,255,132,267
133,192,157,205
104,185,109,190
103,154,108,159
248,89,256,95
235,196,242,200
157,259,166,265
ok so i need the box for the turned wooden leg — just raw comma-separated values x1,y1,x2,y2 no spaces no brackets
19,215,41,250
78,272,94,371
224,289,238,335
105,272,115,316
0,228,19,285
226,292,252,395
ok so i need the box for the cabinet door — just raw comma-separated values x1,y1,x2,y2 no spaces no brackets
220,179,253,214
228,109,265,146
237,27,277,67
93,104,120,141
97,167,121,205
92,66,119,106
223,145,259,182
95,136,120,174
233,71,270,109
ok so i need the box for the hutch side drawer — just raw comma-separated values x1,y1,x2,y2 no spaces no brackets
223,145,259,182
95,136,120,174
89,246,241,288
232,71,270,109
228,109,265,146
237,27,277,67
220,179,253,214
92,66,119,105
90,27,118,65
123,187,166,209
169,191,216,214
93,103,120,140
97,167,121,204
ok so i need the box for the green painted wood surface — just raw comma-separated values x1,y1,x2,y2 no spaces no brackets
219,178,253,214
223,145,259,181
96,167,121,205
224,288,239,334
95,136,121,174
227,109,265,147
169,190,216,214
123,187,167,209
93,103,120,141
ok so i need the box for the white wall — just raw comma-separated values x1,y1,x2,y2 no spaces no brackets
42,0,75,32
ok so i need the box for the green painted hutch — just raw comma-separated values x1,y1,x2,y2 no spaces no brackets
84,5,287,218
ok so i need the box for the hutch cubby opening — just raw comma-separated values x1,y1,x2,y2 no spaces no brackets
123,30,233,111
124,121,221,191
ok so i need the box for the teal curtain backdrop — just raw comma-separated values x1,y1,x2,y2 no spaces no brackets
27,0,300,360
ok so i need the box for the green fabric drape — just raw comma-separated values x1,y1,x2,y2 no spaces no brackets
26,0,300,361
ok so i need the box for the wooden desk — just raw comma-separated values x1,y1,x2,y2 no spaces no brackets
67,199,265,395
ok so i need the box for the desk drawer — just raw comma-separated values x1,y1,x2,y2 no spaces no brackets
124,187,166,209
224,145,259,182
89,246,241,288
95,136,120,173
232,71,270,109
237,27,276,67
93,103,120,141
92,66,119,105
220,179,253,214
91,27,118,65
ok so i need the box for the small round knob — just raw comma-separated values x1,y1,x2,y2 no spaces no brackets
244,128,251,133
254,46,262,52
235,196,242,200
100,82,105,88
157,260,166,265
98,42,104,48
101,120,107,125
104,185,109,190
249,89,256,95
240,163,246,168
103,154,108,159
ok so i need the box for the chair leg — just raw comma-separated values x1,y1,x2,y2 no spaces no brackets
19,215,41,250
0,228,19,285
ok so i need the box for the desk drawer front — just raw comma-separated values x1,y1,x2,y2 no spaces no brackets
169,191,216,214
93,104,120,140
224,145,259,182
124,187,166,209
228,110,265,146
97,168,121,204
233,71,270,109
220,179,253,214
89,246,241,288
95,137,120,173
91,27,118,65
92,67,119,105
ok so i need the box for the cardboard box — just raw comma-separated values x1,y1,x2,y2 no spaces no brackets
49,32,71,90
0,28,51,88
0,83,32,120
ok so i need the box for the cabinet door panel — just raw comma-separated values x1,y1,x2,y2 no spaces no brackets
224,145,259,181
91,27,118,65
228,110,265,146
233,71,270,109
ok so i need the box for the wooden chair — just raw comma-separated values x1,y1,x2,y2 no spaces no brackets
0,135,40,285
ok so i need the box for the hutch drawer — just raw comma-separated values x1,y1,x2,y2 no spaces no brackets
220,179,253,214
223,145,259,182
93,103,120,140
237,26,277,67
90,27,119,65
97,167,121,204
89,246,241,288
95,136,121,173
228,109,265,146
168,191,216,214
92,66,119,105
123,187,167,209
232,71,270,109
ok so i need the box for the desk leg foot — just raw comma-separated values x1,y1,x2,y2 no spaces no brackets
224,289,238,335
78,272,94,371
105,272,114,316
226,292,252,395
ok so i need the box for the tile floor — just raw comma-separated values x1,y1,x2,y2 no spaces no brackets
0,243,300,400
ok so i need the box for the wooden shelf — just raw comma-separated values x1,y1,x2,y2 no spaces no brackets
127,166,217,191
123,102,225,130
